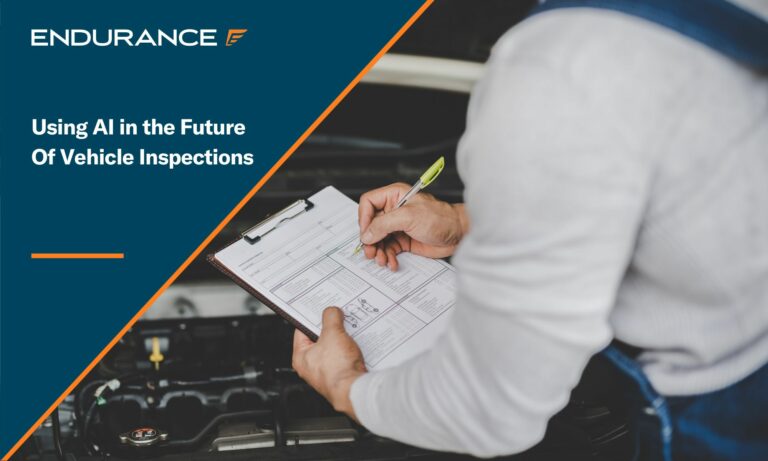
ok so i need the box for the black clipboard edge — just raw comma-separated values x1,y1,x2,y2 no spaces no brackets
207,187,355,343
207,253,319,342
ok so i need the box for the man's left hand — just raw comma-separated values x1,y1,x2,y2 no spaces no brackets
292,307,367,420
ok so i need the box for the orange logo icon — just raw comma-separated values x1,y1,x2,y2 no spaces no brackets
226,29,247,46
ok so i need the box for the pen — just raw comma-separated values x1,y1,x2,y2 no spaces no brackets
353,156,445,255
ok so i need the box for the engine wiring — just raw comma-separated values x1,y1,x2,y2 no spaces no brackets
51,408,65,461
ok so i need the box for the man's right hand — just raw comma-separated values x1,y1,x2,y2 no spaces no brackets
358,183,469,271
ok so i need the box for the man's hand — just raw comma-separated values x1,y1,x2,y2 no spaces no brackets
292,307,367,420
359,183,469,271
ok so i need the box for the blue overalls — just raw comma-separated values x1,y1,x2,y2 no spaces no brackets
527,1,768,460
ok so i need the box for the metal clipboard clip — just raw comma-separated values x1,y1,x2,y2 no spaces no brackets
242,199,315,244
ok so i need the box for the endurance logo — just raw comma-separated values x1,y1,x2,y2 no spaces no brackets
30,29,249,47
225,29,248,46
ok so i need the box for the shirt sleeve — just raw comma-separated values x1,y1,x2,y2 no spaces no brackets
350,13,657,458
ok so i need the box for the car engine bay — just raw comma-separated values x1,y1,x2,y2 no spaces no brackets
23,315,632,461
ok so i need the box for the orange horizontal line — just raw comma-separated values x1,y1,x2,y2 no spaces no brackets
31,253,124,259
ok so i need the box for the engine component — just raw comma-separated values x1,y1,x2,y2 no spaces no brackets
118,427,168,448
211,416,357,451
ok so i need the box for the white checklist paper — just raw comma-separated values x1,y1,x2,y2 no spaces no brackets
213,186,455,370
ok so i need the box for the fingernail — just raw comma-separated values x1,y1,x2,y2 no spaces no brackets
361,230,373,244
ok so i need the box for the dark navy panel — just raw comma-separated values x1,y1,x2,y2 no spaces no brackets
0,0,423,453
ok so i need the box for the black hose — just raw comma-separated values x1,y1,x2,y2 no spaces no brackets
51,408,65,461
82,400,99,455
75,373,141,445
273,398,285,447
74,379,105,439
274,382,306,447
76,380,105,414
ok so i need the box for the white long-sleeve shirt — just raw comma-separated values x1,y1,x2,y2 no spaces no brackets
350,3,768,457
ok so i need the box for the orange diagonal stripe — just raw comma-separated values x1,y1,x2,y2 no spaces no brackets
31,253,124,259
2,2,433,459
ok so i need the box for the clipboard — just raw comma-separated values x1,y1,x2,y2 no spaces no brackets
207,186,456,370
208,197,321,341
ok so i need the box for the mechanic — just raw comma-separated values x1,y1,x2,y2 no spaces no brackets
292,1,768,459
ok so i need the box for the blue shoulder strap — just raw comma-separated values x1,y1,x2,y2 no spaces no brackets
528,0,768,71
